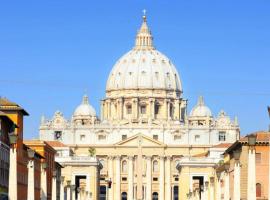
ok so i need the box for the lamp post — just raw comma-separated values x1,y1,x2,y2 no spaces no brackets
8,132,18,200
247,134,256,200
66,180,71,200
40,161,47,200
233,150,241,200
52,170,57,200
27,148,35,200
224,163,230,200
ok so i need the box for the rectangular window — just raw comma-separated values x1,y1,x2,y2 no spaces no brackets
153,177,158,181
195,135,200,142
80,135,85,141
174,135,181,141
127,105,132,115
256,153,261,164
155,104,160,115
122,135,127,140
140,105,146,114
54,131,62,140
153,135,158,140
122,177,127,181
219,132,226,141
98,135,106,141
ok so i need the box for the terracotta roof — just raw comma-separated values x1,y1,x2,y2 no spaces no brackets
240,131,270,143
225,131,270,154
46,141,67,148
0,97,29,115
212,143,233,148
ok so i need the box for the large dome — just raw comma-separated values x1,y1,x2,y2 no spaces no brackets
106,15,182,93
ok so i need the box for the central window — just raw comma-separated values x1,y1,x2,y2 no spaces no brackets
140,105,146,114
126,105,132,115
218,132,226,141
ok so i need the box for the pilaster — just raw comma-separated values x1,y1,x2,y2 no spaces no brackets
159,156,165,200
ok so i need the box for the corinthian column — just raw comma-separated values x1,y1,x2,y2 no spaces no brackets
216,175,221,200
52,173,57,200
60,176,65,200
247,147,256,200
27,159,35,200
146,156,152,200
234,161,241,200
165,156,171,200
8,147,17,200
224,172,230,200
115,156,121,200
128,156,134,200
108,156,114,200
159,156,165,200
40,162,47,200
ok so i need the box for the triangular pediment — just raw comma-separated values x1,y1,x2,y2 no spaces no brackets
115,133,166,147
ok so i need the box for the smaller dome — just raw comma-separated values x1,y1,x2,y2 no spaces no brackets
73,95,96,117
190,96,212,117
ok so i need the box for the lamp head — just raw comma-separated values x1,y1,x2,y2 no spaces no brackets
247,134,257,146
8,132,18,145
27,148,35,159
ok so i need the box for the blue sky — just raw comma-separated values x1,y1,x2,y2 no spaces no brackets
0,1,269,139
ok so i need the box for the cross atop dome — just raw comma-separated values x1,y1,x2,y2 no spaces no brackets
134,11,154,50
142,9,147,22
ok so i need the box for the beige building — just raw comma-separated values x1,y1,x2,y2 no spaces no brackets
40,14,240,200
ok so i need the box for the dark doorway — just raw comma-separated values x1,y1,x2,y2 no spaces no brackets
152,192,158,200
75,175,86,200
121,192,127,200
193,176,204,199
173,186,179,200
99,185,106,200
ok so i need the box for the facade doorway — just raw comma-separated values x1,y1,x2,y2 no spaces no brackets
99,186,106,200
173,186,179,200
152,192,158,200
121,192,127,200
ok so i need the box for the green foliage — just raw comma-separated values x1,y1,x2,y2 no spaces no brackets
88,147,96,157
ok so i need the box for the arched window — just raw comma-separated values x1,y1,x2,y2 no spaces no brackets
121,192,127,200
153,160,158,172
170,104,174,119
126,105,132,115
256,183,262,197
152,192,158,200
122,160,127,173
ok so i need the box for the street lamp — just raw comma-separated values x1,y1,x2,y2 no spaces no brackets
8,132,18,146
233,150,241,160
41,162,47,169
27,148,35,159
247,134,257,146
224,163,230,172
53,170,57,178
216,171,221,180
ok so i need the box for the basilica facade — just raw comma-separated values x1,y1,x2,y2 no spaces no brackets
39,14,240,200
